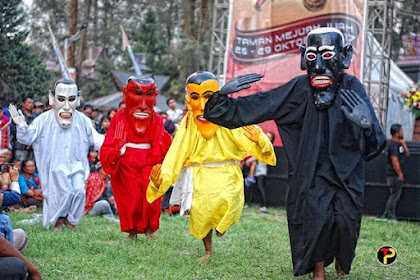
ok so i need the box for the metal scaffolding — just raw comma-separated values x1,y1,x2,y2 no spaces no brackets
208,0,229,81
363,0,394,129
208,0,395,129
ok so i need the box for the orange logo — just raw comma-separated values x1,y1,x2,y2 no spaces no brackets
377,245,398,266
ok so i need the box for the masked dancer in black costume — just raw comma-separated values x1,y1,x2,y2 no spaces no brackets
204,27,386,279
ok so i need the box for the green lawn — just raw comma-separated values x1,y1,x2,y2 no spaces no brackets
8,206,420,280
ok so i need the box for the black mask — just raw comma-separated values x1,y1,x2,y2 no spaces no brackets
300,29,353,110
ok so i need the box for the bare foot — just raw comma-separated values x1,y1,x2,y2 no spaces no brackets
63,218,77,231
335,259,346,276
128,233,137,240
54,218,64,232
312,261,325,280
197,251,213,263
145,228,157,239
216,230,224,237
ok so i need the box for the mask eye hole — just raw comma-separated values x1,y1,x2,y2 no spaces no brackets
146,89,156,96
57,97,65,102
69,97,76,102
322,51,335,60
203,91,213,99
190,93,199,100
305,52,316,61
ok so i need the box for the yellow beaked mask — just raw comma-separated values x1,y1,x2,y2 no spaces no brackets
185,78,219,139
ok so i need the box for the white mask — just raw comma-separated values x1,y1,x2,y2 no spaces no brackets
49,83,79,129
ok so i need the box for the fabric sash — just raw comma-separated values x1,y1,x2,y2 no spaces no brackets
119,143,151,155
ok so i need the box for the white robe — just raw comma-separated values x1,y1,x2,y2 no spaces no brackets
17,110,104,228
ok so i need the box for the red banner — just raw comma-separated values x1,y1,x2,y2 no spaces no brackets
225,0,366,146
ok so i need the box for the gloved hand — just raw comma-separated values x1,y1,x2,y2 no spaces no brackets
219,73,263,96
8,104,27,127
149,164,163,190
243,125,260,143
340,89,372,129
113,121,127,153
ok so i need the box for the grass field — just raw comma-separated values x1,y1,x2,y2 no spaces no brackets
8,206,420,280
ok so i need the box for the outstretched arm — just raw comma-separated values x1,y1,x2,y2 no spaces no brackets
204,76,299,128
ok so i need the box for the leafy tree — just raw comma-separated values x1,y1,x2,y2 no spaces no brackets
82,59,115,99
0,0,51,105
392,0,420,60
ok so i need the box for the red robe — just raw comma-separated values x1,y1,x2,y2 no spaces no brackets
100,109,171,233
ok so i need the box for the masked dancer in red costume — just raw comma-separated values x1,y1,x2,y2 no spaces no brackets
101,77,171,239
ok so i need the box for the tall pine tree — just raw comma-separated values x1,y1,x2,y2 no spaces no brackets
0,0,51,105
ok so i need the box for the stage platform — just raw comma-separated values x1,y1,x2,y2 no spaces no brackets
258,143,420,221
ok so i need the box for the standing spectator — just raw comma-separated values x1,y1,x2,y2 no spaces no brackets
18,160,43,209
33,102,45,116
166,97,183,124
98,115,110,134
44,100,52,111
92,108,102,131
159,112,175,136
381,124,410,221
83,104,94,119
253,132,275,213
108,108,118,120
0,107,12,150
10,95,37,161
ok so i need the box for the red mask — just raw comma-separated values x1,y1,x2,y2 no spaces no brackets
123,77,158,136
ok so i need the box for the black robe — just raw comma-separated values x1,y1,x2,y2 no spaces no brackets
204,74,386,276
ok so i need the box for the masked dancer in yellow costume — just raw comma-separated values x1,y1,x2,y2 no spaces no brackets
147,71,276,263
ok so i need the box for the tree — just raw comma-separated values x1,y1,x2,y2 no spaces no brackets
82,59,115,99
392,0,420,60
0,0,51,105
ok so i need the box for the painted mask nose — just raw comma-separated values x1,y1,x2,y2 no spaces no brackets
315,56,325,73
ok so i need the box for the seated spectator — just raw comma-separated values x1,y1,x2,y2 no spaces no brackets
5,149,12,163
0,167,29,253
84,163,117,216
13,159,22,172
0,107,12,150
18,160,43,208
0,235,40,280
88,146,99,173
0,166,21,207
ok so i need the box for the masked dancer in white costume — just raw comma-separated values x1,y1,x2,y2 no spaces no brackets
9,79,104,230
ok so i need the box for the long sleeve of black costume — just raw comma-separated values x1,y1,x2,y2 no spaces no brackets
204,77,299,128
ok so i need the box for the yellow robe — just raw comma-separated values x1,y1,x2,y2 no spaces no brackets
147,112,276,239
